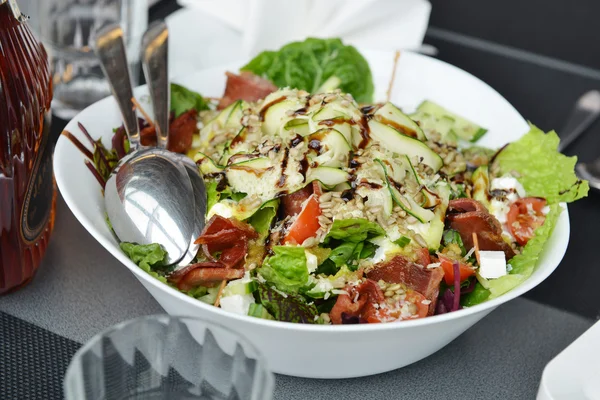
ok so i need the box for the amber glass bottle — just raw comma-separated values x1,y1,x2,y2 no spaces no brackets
0,0,56,294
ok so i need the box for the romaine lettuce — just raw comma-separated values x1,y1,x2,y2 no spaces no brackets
241,38,374,103
247,199,279,238
258,246,309,293
495,124,589,204
120,242,170,283
170,83,209,117
324,218,385,243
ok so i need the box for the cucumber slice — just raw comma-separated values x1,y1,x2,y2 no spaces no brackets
224,280,258,296
261,90,306,138
283,118,310,136
198,100,246,149
403,155,440,208
411,111,457,144
306,128,351,168
405,182,451,251
368,120,443,172
306,166,350,188
416,100,488,142
376,159,434,223
194,152,224,175
356,185,393,218
248,303,274,320
332,182,352,192
472,165,490,207
374,102,426,141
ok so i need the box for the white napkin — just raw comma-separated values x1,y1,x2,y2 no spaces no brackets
175,0,431,59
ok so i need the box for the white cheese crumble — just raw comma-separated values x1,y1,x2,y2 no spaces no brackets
478,251,507,279
369,236,400,264
490,176,526,198
219,294,255,316
207,201,235,219
305,250,318,273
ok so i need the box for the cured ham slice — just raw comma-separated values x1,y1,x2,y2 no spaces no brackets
446,198,516,259
330,280,384,324
218,71,277,110
366,255,444,315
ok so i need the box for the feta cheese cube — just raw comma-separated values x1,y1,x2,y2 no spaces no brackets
305,250,318,273
478,251,507,279
219,294,255,316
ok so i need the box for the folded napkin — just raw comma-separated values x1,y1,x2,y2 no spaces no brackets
175,0,431,59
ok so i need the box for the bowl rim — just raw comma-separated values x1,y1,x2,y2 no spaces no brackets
54,50,570,333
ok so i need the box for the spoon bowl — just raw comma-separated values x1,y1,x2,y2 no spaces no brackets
94,23,197,266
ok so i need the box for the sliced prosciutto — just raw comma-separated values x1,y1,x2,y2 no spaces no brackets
139,109,199,154
168,216,257,290
366,255,444,315
195,215,258,267
218,71,277,110
330,279,385,324
446,198,516,260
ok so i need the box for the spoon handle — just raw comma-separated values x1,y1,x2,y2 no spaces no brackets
142,21,170,149
93,24,140,150
558,90,600,152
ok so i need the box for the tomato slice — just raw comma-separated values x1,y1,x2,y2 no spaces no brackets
283,195,321,245
507,197,546,246
438,254,475,286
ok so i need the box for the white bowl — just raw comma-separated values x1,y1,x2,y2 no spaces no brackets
54,49,569,378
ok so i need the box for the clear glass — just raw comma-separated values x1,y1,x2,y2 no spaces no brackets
64,315,274,400
19,0,148,119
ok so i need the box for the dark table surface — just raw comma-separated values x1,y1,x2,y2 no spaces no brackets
4,1,600,399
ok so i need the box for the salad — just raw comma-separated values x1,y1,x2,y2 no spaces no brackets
66,38,588,324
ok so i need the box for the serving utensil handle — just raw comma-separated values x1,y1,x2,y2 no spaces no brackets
93,23,140,150
141,21,170,149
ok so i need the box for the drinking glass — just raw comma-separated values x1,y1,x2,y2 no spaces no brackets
22,0,148,119
64,315,274,400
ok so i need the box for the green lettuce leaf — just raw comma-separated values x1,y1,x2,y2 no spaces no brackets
247,199,279,238
460,282,490,307
324,218,385,244
495,124,589,204
241,38,374,103
120,242,170,283
485,203,563,299
257,283,318,324
170,83,210,117
205,181,220,213
258,246,308,293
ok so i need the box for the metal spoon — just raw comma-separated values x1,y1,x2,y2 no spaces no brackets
141,21,205,267
94,24,196,266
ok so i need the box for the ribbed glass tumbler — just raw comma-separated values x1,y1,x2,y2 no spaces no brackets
64,315,274,400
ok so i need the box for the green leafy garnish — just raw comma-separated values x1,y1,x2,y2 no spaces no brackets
92,138,119,181
324,218,385,244
328,242,357,267
485,203,563,299
394,236,412,248
258,246,309,293
495,124,589,204
205,181,220,212
257,283,318,324
170,83,210,117
247,199,279,238
120,242,170,283
241,38,374,103
460,282,491,307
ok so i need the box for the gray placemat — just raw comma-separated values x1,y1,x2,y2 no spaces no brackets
0,311,80,400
